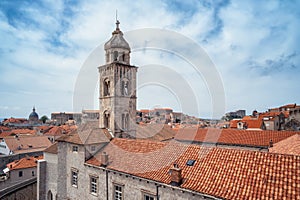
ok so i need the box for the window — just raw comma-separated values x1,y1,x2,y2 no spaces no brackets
144,194,155,200
114,184,123,200
90,176,98,195
114,51,118,61
72,146,78,152
91,145,96,152
19,171,23,177
121,80,129,96
71,169,78,187
32,171,35,176
186,159,196,166
104,79,110,96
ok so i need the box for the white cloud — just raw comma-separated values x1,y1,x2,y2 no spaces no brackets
0,0,299,118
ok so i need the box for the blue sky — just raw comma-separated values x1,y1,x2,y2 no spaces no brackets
0,0,299,119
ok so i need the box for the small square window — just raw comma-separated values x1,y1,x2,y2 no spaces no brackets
186,159,196,166
72,146,78,152
91,146,96,152
19,171,23,177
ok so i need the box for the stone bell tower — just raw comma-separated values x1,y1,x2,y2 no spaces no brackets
98,20,137,138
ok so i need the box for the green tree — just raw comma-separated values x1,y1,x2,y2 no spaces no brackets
40,115,49,123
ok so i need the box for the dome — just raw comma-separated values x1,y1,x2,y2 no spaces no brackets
104,20,130,51
29,107,39,121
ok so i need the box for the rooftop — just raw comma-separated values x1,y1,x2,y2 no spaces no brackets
269,134,300,156
6,155,43,171
86,138,300,199
174,128,298,148
3,135,52,154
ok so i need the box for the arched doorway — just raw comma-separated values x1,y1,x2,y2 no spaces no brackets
47,190,53,200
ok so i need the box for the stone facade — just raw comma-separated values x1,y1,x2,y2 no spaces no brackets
39,141,216,200
0,167,36,190
99,21,137,138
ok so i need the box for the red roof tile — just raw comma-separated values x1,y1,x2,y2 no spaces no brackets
56,121,111,144
3,135,52,154
174,128,298,147
86,138,300,200
44,142,58,154
7,156,43,170
136,124,176,141
269,134,300,156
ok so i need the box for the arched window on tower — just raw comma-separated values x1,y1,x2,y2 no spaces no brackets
104,79,110,96
47,190,53,200
121,80,129,96
121,113,129,130
104,111,110,129
113,51,118,61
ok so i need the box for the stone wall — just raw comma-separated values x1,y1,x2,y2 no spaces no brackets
0,178,36,200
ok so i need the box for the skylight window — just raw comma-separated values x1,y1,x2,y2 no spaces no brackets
186,159,196,166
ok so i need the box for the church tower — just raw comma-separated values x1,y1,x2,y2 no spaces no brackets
98,20,137,138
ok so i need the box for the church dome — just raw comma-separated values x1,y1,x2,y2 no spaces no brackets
29,107,39,121
104,20,130,51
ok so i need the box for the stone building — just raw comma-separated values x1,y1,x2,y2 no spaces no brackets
0,156,42,190
98,20,137,138
37,21,299,200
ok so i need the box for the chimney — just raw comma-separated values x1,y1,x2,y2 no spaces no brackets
101,152,109,167
269,139,273,148
170,163,182,186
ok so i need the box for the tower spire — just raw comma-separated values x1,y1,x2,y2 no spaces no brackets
115,10,120,31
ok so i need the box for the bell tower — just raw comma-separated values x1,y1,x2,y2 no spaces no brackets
98,20,137,138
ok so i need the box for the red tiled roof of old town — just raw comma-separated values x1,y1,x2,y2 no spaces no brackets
279,103,296,109
229,116,264,129
56,121,111,145
7,155,43,171
3,135,52,154
44,142,58,154
174,128,298,147
260,111,289,118
86,138,300,199
0,129,36,138
269,134,300,156
3,118,28,124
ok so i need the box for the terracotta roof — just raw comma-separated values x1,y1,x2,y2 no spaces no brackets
44,125,77,136
260,111,289,118
56,121,111,145
3,118,28,124
229,120,238,128
10,129,36,135
269,134,300,156
0,126,10,132
136,124,176,141
0,129,36,138
44,142,58,154
0,131,16,138
174,128,298,147
86,138,300,199
7,155,43,171
3,135,52,154
230,116,264,129
280,104,296,109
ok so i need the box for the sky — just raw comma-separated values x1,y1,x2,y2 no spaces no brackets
0,0,299,119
